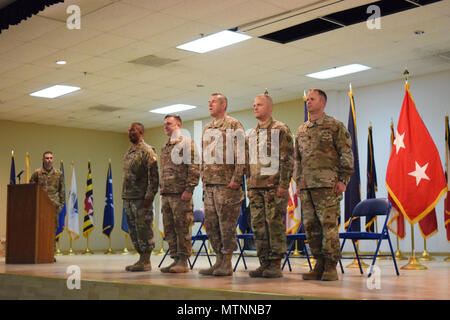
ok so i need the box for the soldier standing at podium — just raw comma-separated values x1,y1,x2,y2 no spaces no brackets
29,151,65,240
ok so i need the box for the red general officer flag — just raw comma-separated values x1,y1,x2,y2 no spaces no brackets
445,116,450,241
386,84,447,233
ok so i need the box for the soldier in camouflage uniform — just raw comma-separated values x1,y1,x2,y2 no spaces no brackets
30,151,65,246
246,94,293,278
122,122,159,272
200,93,245,277
294,89,354,281
159,114,200,274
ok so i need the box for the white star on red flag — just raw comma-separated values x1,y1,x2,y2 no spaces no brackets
408,161,430,186
393,130,406,154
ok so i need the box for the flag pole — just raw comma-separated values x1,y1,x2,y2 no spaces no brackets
104,237,115,254
419,239,434,261
67,161,77,255
68,237,76,255
82,236,93,255
121,233,130,255
55,240,63,256
401,224,427,270
395,236,408,260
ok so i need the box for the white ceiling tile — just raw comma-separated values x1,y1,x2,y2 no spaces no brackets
68,33,136,56
0,42,60,64
81,2,152,32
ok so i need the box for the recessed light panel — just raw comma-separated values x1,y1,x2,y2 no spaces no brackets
30,85,81,98
306,64,371,79
177,30,251,54
149,104,197,114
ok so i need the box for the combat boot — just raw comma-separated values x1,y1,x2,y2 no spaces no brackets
160,257,178,273
321,259,338,281
127,253,151,272
249,257,269,278
302,256,324,280
213,254,233,276
262,259,283,278
169,256,189,273
125,254,144,271
199,253,223,275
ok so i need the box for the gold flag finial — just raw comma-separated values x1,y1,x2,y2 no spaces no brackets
403,69,409,84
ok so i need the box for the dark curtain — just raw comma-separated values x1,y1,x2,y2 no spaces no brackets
0,0,65,35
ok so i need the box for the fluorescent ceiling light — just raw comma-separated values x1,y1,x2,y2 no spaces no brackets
306,64,371,79
149,104,197,114
177,30,251,53
56,60,67,65
30,85,80,98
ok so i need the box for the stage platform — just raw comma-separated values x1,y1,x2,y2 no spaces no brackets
0,252,448,300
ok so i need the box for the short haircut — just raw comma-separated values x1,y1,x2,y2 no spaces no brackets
131,122,145,133
43,151,53,158
309,88,327,102
255,93,273,106
211,93,228,108
164,114,182,125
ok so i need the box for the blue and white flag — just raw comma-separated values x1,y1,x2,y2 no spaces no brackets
102,162,114,237
67,165,79,241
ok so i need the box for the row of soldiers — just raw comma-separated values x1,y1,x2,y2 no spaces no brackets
30,88,354,281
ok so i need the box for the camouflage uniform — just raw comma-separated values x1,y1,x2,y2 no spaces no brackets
247,118,293,263
294,113,354,265
30,167,65,230
201,115,245,256
122,140,159,255
160,136,200,260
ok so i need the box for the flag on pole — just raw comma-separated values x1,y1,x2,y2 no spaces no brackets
365,125,378,232
237,175,249,234
286,178,301,234
387,120,406,239
67,164,79,241
9,151,15,185
158,195,164,238
386,83,446,239
83,161,94,238
56,161,67,241
444,116,450,241
102,162,114,238
121,207,129,235
25,153,31,182
344,87,361,231
304,91,309,122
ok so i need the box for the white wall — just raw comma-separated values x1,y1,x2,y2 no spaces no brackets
325,70,450,254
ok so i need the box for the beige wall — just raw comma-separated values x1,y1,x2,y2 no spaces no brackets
0,120,129,252
3,70,449,255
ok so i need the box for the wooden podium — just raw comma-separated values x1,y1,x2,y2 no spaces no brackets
6,183,55,264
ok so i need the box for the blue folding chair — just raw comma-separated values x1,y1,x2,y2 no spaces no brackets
158,209,212,270
338,198,399,277
233,232,254,272
282,222,312,272
189,209,212,269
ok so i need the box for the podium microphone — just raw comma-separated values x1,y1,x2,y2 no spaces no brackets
17,170,24,183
